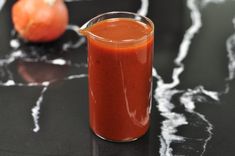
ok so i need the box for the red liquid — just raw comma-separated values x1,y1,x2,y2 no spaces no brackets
87,18,154,141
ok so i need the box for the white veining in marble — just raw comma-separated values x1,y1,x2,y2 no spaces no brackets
137,0,149,16
226,17,235,81
153,0,206,154
153,0,233,155
1,3,88,132
3,80,16,86
31,72,88,133
50,58,67,65
10,39,20,49
32,85,49,132
154,68,187,156
65,74,88,80
0,0,6,11
159,113,188,156
180,87,215,156
1,11,88,133
28,23,88,133
202,0,225,6
172,0,202,89
63,25,86,51
0,50,25,66
63,37,86,51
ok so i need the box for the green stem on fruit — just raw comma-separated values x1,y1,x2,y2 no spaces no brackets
44,0,56,6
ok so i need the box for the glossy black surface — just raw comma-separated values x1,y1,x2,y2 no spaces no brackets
0,0,235,155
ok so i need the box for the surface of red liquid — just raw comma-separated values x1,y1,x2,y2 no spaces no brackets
87,18,154,141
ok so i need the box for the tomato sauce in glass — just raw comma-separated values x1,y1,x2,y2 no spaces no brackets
86,18,154,141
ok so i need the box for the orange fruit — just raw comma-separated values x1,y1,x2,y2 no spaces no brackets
12,0,69,42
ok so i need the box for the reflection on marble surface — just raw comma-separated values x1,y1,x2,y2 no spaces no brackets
17,61,69,83
91,133,150,156
0,0,89,131
0,0,235,155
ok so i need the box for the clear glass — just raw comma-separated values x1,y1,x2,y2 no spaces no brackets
82,11,154,142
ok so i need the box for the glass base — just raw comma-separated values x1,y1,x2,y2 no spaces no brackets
91,128,146,143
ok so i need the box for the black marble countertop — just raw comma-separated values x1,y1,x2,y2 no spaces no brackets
0,0,235,155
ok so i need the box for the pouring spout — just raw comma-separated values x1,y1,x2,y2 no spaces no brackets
78,18,95,36
80,20,90,31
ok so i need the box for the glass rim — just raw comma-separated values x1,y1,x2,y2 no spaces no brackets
80,11,154,44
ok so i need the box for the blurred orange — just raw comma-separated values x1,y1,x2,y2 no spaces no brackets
12,0,69,42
